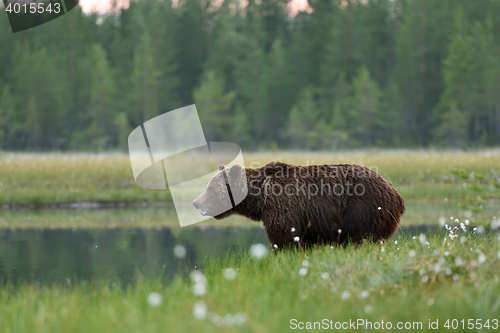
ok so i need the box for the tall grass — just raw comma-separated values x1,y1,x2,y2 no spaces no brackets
1,232,499,332
1,150,500,204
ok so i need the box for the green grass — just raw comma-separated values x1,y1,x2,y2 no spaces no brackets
1,150,500,204
1,232,499,332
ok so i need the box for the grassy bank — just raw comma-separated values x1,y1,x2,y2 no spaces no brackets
1,150,500,205
1,231,499,332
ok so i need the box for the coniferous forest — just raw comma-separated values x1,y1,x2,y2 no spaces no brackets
0,0,500,151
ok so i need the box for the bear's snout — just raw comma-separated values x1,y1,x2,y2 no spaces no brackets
192,196,202,209
192,195,211,216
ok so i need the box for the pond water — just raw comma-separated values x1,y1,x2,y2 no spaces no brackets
0,201,498,285
0,226,267,285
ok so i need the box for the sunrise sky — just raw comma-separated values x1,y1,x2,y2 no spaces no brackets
78,0,311,15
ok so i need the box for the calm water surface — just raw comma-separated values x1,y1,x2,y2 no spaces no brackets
1,201,498,285
0,225,267,285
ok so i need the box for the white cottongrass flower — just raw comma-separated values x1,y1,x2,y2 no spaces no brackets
338,229,342,234
190,270,207,285
409,249,416,257
291,227,296,232
378,207,382,210
381,247,385,252
193,301,207,320
418,233,426,245
438,216,446,226
223,314,235,325
455,257,463,266
299,267,308,276
147,292,162,307
394,240,398,245
223,313,246,326
427,298,434,306
341,291,350,300
476,225,485,234
173,244,187,259
192,283,207,296
444,251,449,256
294,236,300,242
478,253,486,264
445,268,452,275
491,217,500,230
421,275,429,283
249,243,268,259
302,260,309,267
210,313,223,326
452,274,459,281
223,268,238,280
364,305,373,313
320,272,329,279
273,244,278,249
359,290,369,299
460,236,466,244
419,269,426,276
232,313,247,325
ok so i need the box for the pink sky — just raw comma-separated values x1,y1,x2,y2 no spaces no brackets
78,0,311,15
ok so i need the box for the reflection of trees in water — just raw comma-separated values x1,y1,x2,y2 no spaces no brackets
0,226,266,285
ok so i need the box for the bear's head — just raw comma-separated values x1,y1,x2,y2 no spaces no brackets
192,164,248,220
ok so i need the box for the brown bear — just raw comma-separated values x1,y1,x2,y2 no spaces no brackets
192,162,405,247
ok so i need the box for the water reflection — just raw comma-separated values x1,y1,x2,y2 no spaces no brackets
0,226,267,285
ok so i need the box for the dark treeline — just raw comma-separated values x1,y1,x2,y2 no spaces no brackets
0,0,500,151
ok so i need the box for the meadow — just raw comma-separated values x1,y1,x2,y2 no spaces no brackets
1,150,500,332
1,232,499,332
1,150,500,205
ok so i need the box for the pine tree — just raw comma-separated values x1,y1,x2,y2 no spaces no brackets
349,67,384,147
286,87,332,150
132,33,160,123
0,86,15,149
193,70,235,142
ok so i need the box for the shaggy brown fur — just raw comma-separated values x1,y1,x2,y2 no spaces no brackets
192,162,405,247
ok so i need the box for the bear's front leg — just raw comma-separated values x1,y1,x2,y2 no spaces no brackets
262,220,302,250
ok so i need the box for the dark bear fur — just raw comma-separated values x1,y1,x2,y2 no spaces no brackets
192,162,405,247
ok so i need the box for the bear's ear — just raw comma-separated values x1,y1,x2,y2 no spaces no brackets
229,164,244,180
218,164,226,171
